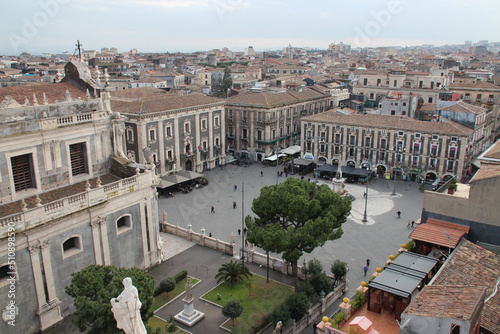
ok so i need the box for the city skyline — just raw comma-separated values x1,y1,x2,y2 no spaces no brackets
1,0,498,55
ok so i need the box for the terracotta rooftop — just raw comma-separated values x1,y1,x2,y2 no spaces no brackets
470,164,500,182
432,239,500,334
0,82,87,105
0,174,120,219
111,92,223,115
109,87,167,99
441,101,486,114
480,139,500,161
449,81,500,90
402,285,486,321
227,87,328,108
419,103,437,112
302,112,474,136
409,219,470,248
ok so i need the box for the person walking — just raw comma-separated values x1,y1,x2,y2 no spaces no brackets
261,171,263,177
238,228,241,235
363,265,368,276
233,201,237,209
396,210,401,218
234,184,237,191
211,206,215,213
411,220,415,228
407,220,411,228
209,232,212,238
243,227,247,235
366,259,370,267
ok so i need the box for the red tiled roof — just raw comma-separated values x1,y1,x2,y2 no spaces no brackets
409,219,469,248
0,82,87,105
402,285,486,320
432,239,500,334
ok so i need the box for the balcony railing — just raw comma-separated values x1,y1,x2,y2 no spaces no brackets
0,172,155,236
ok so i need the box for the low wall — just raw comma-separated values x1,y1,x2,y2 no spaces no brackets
162,222,347,334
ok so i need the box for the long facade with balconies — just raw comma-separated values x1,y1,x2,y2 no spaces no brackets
225,87,331,160
300,112,474,181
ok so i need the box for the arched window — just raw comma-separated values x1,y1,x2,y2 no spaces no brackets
62,236,83,259
116,215,132,235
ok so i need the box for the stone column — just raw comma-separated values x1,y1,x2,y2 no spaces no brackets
28,241,47,309
90,219,103,265
158,119,165,176
208,109,214,165
98,216,111,265
40,240,57,302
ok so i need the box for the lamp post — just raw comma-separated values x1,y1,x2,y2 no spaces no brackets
362,172,369,223
391,148,397,196
276,148,281,185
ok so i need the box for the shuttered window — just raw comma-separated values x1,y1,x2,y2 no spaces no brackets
11,154,34,191
70,143,87,176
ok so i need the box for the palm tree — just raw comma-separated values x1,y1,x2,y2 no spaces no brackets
215,261,252,286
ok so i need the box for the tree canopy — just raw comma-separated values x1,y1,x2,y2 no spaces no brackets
219,67,233,97
215,260,252,286
65,265,154,334
246,178,351,286
222,299,243,325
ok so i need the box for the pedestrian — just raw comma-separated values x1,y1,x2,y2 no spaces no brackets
397,210,401,218
211,206,215,213
243,227,247,235
363,265,368,276
234,184,237,191
363,191,366,198
411,220,415,228
233,201,237,209
366,259,370,267
313,322,318,334
261,171,263,177
407,220,411,228
209,232,212,238
245,238,248,247
238,228,241,235
285,172,288,178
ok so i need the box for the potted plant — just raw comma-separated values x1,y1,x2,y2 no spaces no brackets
447,180,457,194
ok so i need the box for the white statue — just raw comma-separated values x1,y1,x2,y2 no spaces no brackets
110,277,147,334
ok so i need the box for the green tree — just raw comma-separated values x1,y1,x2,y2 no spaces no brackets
159,277,176,296
215,260,252,286
219,66,233,97
246,178,351,287
287,292,310,321
222,299,243,325
331,260,348,288
65,265,154,334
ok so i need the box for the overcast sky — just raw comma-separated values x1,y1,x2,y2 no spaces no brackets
1,0,497,55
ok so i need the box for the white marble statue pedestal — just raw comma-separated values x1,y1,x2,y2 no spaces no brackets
174,296,205,327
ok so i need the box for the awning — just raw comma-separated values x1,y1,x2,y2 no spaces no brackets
303,152,314,160
157,179,176,189
177,171,203,180
162,174,190,184
226,155,237,163
281,145,301,155
265,154,286,161
293,158,314,166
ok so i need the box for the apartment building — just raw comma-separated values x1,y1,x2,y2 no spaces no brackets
225,87,331,160
300,112,473,181
110,88,226,174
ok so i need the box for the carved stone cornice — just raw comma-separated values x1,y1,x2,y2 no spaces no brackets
28,240,41,254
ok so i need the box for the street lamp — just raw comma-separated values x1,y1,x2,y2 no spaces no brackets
362,172,369,223
276,148,281,185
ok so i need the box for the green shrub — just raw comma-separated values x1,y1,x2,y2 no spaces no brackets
270,304,290,327
405,240,415,251
287,292,310,321
331,311,346,328
296,281,315,300
349,291,365,310
174,270,188,283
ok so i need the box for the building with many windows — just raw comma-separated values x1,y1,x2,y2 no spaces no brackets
225,87,331,160
110,88,226,174
300,112,474,181
0,69,161,334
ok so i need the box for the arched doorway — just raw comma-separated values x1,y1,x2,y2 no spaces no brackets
318,156,327,165
408,169,421,182
392,167,403,180
332,159,339,165
185,160,193,171
376,165,386,178
425,171,438,182
346,160,356,167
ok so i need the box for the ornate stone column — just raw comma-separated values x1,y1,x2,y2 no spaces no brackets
98,216,111,265
28,241,46,309
90,218,103,265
